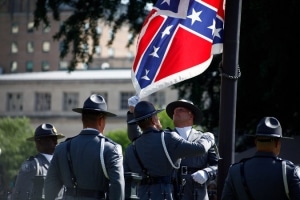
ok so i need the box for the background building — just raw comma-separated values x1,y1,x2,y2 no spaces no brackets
0,70,177,138
0,0,136,73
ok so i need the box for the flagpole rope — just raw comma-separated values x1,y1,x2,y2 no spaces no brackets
219,63,241,80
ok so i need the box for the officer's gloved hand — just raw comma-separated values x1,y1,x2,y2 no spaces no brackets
191,170,208,184
202,132,215,147
128,95,140,113
128,95,140,107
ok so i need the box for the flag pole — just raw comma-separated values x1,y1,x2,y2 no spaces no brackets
217,0,242,198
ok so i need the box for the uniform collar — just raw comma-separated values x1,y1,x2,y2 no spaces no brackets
254,151,277,158
175,126,192,140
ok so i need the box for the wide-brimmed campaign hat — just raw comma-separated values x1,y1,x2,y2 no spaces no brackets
27,123,65,141
128,101,163,124
248,116,293,139
72,94,116,117
166,99,202,125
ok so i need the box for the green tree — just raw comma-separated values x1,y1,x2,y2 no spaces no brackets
159,110,174,130
33,0,155,70
106,129,131,152
0,117,35,192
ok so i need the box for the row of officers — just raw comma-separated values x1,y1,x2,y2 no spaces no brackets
11,94,300,200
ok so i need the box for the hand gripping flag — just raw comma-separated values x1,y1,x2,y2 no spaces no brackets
131,0,225,99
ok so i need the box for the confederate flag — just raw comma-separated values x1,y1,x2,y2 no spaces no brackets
132,0,225,98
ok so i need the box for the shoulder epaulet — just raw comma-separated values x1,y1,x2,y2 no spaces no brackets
239,157,253,163
164,128,175,134
284,159,295,166
64,136,77,142
27,156,35,161
132,134,142,142
165,127,173,131
97,135,118,145
276,157,283,161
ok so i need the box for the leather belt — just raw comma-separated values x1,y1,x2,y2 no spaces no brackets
65,187,105,199
140,176,172,185
181,166,201,175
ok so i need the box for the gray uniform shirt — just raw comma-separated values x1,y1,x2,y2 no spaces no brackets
221,151,300,200
11,153,50,200
123,128,212,200
176,128,218,200
45,129,125,200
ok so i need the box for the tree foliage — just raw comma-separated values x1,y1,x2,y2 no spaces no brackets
0,117,35,193
33,0,155,71
105,129,131,152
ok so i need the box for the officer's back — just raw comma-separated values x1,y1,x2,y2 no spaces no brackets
44,94,124,200
124,101,215,200
221,116,300,200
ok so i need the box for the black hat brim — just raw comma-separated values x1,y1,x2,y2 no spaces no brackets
27,134,65,141
246,133,293,139
72,108,117,117
166,101,202,125
128,109,163,124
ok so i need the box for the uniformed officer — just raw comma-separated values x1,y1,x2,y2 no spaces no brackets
11,123,65,200
166,99,219,200
44,94,125,200
221,116,300,200
123,101,215,200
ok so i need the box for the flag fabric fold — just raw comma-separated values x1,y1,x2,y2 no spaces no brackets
132,0,225,99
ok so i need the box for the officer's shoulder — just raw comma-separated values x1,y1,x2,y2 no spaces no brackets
19,156,37,172
274,157,295,165
165,127,173,132
283,159,296,166
26,155,36,162
99,135,119,145
162,128,175,134
64,136,77,142
233,157,252,165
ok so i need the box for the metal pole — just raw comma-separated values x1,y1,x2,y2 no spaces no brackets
217,0,242,199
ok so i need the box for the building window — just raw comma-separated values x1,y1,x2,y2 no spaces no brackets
27,22,34,33
127,51,134,61
43,26,51,33
91,92,108,102
59,61,68,70
11,42,18,53
63,92,79,111
7,92,23,111
95,46,101,56
148,91,165,108
96,26,102,35
26,61,34,72
42,41,50,52
108,47,115,58
35,92,51,111
41,61,50,71
11,23,19,34
59,41,65,52
83,43,89,53
120,92,135,110
27,41,34,53
10,61,18,73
